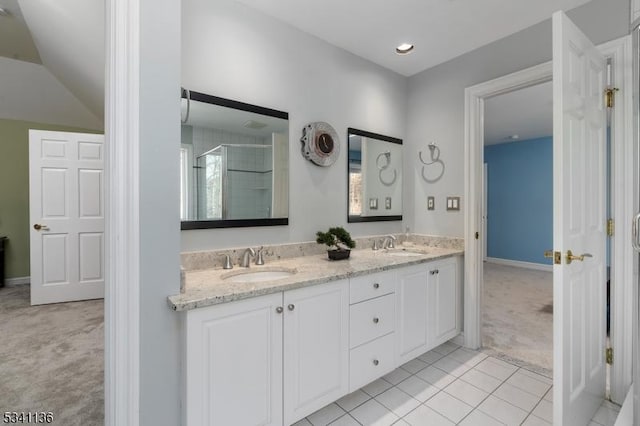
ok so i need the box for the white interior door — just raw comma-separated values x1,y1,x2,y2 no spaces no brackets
29,130,105,305
552,11,607,425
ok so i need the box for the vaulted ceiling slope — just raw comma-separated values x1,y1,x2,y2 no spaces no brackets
0,0,40,63
0,57,103,130
18,0,104,122
232,0,592,76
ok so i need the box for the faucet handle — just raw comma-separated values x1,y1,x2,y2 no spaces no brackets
372,239,379,251
255,246,265,265
388,235,396,249
220,254,233,269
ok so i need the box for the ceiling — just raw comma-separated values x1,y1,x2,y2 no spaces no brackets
0,0,40,63
0,0,590,125
232,0,591,76
484,81,553,145
0,0,105,123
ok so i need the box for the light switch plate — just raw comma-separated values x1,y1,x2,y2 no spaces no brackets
446,196,460,211
427,196,435,210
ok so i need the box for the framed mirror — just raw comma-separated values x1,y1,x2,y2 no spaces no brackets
348,128,402,222
180,90,289,229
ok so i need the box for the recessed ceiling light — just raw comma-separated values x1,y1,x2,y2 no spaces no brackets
0,7,12,17
395,43,414,55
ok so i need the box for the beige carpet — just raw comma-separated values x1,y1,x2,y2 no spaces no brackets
0,285,103,425
482,262,553,374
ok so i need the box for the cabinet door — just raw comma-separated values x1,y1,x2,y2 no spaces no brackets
283,279,349,425
428,257,459,347
184,293,283,426
396,264,429,365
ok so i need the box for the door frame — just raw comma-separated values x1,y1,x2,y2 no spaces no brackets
105,0,141,424
463,35,633,403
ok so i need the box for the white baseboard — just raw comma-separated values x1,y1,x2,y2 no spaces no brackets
614,384,633,426
485,257,552,272
4,276,30,286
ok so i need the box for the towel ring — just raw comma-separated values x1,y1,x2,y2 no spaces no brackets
376,151,397,186
419,143,445,183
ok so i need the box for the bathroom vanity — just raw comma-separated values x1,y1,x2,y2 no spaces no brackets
170,242,463,426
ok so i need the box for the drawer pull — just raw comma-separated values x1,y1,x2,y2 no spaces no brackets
373,283,380,289
373,359,379,366
373,317,380,324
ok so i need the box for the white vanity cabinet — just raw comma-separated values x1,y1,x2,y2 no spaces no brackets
180,254,462,426
283,280,349,425
396,256,460,365
348,270,396,392
396,264,430,364
183,293,284,426
182,279,349,426
427,257,459,347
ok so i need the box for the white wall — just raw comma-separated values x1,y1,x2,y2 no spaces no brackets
138,0,181,423
406,0,629,238
181,0,408,252
0,57,102,130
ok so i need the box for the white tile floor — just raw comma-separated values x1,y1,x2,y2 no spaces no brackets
294,342,621,426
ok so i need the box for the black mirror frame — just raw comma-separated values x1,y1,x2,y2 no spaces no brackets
180,90,289,230
347,127,403,223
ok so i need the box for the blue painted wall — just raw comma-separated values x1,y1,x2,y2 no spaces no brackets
484,136,552,265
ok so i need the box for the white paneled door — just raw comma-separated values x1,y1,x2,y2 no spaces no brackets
552,11,607,425
29,130,105,305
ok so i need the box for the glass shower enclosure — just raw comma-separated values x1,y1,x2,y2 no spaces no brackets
196,144,273,220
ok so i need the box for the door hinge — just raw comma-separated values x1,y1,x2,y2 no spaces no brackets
606,348,613,365
607,219,614,237
475,231,479,240
605,87,619,108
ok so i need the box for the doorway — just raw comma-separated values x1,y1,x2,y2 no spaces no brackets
481,81,554,373
464,31,634,418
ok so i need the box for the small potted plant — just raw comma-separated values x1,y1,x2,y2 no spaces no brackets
316,227,356,260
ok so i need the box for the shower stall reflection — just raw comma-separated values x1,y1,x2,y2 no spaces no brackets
196,144,274,220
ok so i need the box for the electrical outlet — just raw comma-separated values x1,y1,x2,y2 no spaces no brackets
446,196,461,211
427,196,435,210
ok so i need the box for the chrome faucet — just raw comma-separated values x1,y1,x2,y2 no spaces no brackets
382,235,397,249
255,246,265,265
240,247,256,267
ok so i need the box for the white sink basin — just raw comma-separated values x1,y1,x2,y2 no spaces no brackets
384,249,427,257
222,269,296,283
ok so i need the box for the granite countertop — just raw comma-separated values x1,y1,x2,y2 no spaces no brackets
169,243,463,312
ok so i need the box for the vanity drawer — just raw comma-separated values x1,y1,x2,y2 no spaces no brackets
349,332,395,392
350,294,395,348
349,270,395,304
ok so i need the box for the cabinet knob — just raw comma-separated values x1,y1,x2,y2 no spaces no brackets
373,283,380,289
373,317,379,324
373,359,379,366
276,307,283,314
288,304,295,311
435,269,439,274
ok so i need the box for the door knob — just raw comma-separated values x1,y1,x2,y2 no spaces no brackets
566,250,592,264
33,224,49,231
